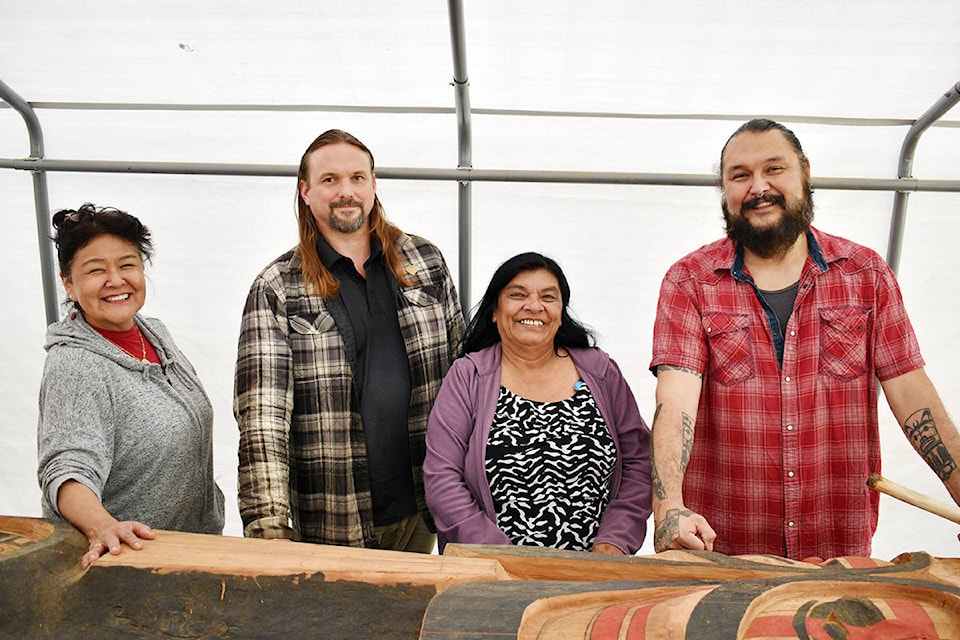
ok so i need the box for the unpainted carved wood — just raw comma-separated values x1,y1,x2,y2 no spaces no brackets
0,516,503,639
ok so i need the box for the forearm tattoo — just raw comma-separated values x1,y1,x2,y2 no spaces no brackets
680,411,695,473
657,364,703,379
650,406,696,501
651,403,667,500
903,408,957,481
654,508,695,552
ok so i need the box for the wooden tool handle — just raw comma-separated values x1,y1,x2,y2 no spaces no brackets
867,473,960,525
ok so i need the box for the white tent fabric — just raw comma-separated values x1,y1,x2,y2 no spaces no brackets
2,1,959,558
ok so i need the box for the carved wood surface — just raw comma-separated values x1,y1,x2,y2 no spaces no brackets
0,516,501,639
6,516,960,639
428,545,960,639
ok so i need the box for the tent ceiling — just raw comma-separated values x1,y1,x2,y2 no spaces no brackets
3,2,959,183
4,1,959,115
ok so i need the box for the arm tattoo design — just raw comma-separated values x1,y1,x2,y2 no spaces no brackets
654,509,680,552
650,403,667,501
680,411,695,473
654,508,696,552
903,408,957,482
657,364,703,379
650,405,697,500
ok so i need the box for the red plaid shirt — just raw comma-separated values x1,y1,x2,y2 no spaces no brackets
650,228,924,559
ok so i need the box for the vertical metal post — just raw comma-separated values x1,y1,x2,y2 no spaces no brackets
447,0,473,316
0,78,59,326
886,81,960,275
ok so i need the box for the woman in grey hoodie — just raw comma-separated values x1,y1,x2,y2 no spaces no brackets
37,204,224,569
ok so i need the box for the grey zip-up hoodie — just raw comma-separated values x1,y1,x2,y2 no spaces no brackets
37,311,224,534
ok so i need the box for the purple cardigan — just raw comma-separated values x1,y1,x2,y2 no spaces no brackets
424,343,652,554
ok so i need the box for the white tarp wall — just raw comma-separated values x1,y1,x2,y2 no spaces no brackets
2,0,959,558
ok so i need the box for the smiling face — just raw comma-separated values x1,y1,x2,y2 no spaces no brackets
721,129,814,258
298,142,377,237
61,234,146,331
492,268,563,354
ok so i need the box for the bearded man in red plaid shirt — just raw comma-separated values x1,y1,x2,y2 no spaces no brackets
649,118,960,560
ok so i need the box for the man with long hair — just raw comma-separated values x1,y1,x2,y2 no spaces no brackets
235,130,464,551
649,119,960,560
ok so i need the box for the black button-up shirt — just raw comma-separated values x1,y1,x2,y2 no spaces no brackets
317,234,416,526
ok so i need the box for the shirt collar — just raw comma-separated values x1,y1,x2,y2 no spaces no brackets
729,228,828,281
806,228,829,272
316,232,383,270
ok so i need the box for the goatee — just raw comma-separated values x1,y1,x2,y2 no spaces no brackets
328,199,368,233
723,185,814,259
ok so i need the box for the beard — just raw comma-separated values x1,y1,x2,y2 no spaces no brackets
722,183,815,259
328,199,368,233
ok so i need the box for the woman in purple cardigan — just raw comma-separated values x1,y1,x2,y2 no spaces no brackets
424,252,651,555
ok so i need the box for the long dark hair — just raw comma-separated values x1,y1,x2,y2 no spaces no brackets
463,252,595,354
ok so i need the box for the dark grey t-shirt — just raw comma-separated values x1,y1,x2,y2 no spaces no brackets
759,280,800,336
758,280,800,367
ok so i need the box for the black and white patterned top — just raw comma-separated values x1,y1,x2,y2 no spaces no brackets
485,382,616,551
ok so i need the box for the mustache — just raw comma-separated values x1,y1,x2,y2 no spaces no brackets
742,193,787,212
330,199,364,209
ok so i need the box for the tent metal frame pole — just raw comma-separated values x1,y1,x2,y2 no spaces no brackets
448,0,473,315
3,157,959,193
887,81,960,274
0,78,59,326
10,101,959,132
4,75,960,323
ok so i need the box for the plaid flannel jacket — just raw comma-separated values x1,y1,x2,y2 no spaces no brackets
235,233,465,546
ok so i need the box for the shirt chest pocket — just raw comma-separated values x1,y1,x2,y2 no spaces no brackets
818,306,871,380
702,312,755,386
399,286,445,343
401,285,440,308
288,313,351,379
289,313,337,335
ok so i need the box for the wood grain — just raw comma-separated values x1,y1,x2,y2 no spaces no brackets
868,473,960,524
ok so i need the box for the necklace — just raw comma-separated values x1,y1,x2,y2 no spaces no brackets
114,326,149,363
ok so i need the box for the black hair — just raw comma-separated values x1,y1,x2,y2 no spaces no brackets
52,203,153,277
463,252,595,354
719,118,808,175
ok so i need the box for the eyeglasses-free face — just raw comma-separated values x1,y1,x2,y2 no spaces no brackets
61,234,146,332
492,268,564,355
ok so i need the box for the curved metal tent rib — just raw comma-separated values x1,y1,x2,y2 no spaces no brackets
0,77,58,326
886,81,960,275
0,0,958,325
